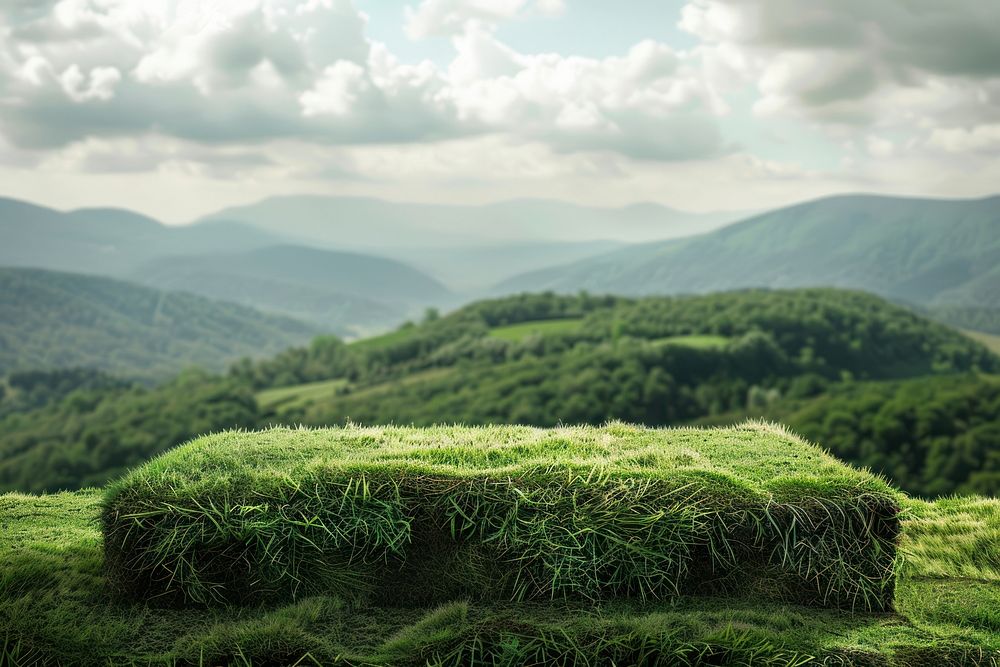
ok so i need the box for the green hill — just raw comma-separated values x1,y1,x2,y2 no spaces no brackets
130,245,453,336
0,267,317,380
254,289,996,420
2,429,998,665
496,194,1000,314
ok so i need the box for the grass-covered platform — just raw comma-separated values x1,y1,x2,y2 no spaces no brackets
102,423,900,611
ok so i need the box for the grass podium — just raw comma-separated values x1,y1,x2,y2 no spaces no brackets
102,423,900,611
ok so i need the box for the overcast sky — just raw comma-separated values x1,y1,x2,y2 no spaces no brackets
1,0,999,222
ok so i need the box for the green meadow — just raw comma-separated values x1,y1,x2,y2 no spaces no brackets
487,318,583,341
653,335,731,349
256,379,350,412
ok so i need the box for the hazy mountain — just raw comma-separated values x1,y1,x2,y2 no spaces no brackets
386,240,626,291
0,197,284,276
496,194,1000,309
197,196,747,286
130,245,454,335
0,268,318,380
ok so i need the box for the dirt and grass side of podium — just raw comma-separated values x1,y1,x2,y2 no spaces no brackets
101,422,901,611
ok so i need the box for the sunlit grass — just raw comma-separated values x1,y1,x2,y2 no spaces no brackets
348,327,418,350
256,379,349,412
488,318,583,341
653,335,731,349
102,422,899,612
963,329,1000,356
900,495,1000,581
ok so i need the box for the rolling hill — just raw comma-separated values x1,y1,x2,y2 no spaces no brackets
0,267,317,380
496,194,1000,310
129,245,454,335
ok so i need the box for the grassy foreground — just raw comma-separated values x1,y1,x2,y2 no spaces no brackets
2,491,998,665
103,424,898,609
1,425,997,665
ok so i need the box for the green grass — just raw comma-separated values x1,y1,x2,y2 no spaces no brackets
348,326,418,350
653,335,731,349
256,379,349,412
102,423,899,611
3,487,998,665
964,330,1000,356
334,368,454,401
488,318,582,341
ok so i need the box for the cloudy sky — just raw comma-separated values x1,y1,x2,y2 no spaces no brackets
1,0,999,222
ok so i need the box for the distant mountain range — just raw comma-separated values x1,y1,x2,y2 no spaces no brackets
0,268,318,380
0,197,280,276
0,197,457,334
2,192,998,343
199,196,746,247
496,194,1000,311
197,196,748,290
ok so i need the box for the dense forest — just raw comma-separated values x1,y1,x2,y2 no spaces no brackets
1,288,995,497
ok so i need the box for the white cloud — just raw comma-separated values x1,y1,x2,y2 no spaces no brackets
865,135,894,159
404,0,564,39
927,124,1000,154
0,2,727,162
681,0,1000,142
59,63,121,101
440,27,725,160
300,60,369,116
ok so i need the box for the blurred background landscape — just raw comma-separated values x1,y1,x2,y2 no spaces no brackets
0,0,998,498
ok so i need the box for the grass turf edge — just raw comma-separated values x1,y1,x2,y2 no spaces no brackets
100,423,901,611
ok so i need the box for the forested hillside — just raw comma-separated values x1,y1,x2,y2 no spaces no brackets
497,194,1000,315
0,268,317,379
3,288,996,496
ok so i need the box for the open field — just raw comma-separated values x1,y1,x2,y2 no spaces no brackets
256,378,350,412
334,368,455,401
964,330,1000,356
488,318,583,341
348,326,418,350
653,335,731,349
